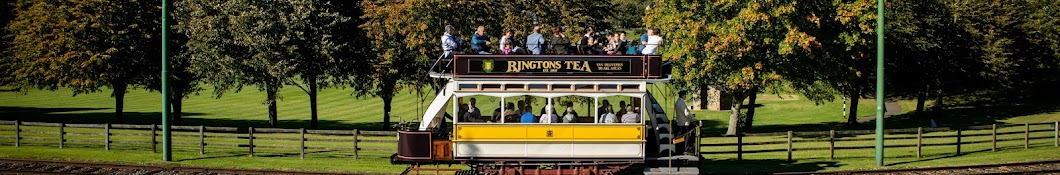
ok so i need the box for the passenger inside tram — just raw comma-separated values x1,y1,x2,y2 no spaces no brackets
520,102,536,123
597,100,611,118
561,102,578,123
539,104,559,123
621,105,639,123
599,103,618,123
465,98,483,122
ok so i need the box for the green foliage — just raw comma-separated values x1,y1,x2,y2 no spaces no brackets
4,0,160,122
175,0,352,127
645,0,822,135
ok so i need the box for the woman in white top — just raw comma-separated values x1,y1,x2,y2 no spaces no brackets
539,105,559,123
500,29,514,54
600,105,618,123
642,29,663,55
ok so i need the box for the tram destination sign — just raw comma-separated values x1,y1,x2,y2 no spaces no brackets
453,55,663,78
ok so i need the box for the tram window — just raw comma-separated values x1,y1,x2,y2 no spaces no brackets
552,84,572,91
459,84,477,90
621,85,640,91
528,84,548,91
575,84,594,91
505,84,525,90
482,84,502,91
599,84,619,91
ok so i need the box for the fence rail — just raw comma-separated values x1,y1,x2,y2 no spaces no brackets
698,121,1060,161
0,120,397,159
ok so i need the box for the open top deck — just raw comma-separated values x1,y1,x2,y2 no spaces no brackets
432,55,671,81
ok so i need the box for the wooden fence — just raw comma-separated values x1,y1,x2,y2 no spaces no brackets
1,120,1057,161
698,121,1060,161
0,120,397,159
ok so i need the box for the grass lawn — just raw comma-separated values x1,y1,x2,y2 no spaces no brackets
2,85,1059,174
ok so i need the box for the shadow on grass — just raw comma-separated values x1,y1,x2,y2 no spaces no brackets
0,106,395,130
699,87,1060,135
884,88,1060,129
700,158,842,174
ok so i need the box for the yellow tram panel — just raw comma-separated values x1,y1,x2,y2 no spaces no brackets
454,124,644,142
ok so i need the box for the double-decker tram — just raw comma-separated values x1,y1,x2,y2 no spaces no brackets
392,54,700,175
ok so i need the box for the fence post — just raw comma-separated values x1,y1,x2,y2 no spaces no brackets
300,128,305,160
1025,123,1030,149
248,127,255,157
697,120,703,156
353,129,359,159
787,131,793,161
736,132,743,160
1055,121,1059,147
151,124,157,153
59,123,64,149
829,130,835,160
956,129,962,155
199,126,205,155
917,127,922,159
105,123,111,150
14,120,20,147
992,124,997,152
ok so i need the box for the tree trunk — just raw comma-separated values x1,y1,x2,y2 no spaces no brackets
932,91,944,121
847,89,860,124
113,83,128,123
743,86,759,132
266,81,279,127
725,94,745,136
915,91,927,118
309,76,319,129
172,94,184,125
382,94,393,131
381,79,396,131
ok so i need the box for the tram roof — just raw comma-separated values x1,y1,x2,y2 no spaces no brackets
446,54,671,81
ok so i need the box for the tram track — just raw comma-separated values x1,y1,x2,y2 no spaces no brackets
775,159,1060,175
0,158,378,175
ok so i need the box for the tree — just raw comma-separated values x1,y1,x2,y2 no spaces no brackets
5,0,160,123
646,0,822,135
608,0,649,30
284,0,352,129
177,0,348,127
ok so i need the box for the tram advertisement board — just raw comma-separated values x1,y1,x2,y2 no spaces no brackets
453,55,662,78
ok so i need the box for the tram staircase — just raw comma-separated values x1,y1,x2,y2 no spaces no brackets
644,93,700,175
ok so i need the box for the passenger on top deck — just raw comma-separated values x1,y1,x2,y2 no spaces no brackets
526,26,545,55
616,101,627,117
642,28,664,55
539,104,559,123
520,103,536,123
472,26,492,54
562,102,578,123
441,25,458,59
551,28,571,55
500,29,514,54
621,105,640,123
577,27,596,54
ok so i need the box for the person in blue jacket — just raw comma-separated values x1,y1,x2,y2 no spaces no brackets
471,26,492,54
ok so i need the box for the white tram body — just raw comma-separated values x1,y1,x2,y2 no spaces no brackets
393,55,699,175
